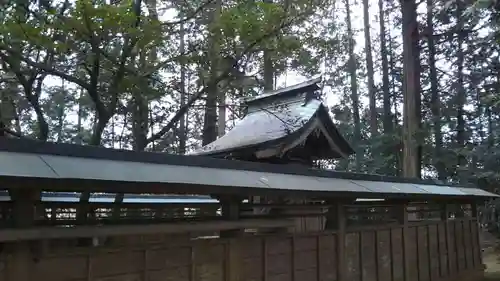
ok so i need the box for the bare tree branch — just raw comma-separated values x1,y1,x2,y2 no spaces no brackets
0,45,91,89
146,12,308,145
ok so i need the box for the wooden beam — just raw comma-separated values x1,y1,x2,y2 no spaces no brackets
220,196,243,238
0,219,294,242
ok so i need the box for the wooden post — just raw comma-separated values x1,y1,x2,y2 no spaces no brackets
220,196,241,281
7,189,40,281
220,196,242,238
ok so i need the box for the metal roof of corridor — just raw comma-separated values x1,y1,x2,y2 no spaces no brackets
0,138,496,200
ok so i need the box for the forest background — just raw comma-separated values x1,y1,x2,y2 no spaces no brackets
0,0,498,187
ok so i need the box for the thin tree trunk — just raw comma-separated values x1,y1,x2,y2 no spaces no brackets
345,0,362,171
427,0,446,180
455,0,467,183
179,21,187,154
379,0,396,175
363,0,377,138
379,0,392,135
202,0,221,145
76,89,84,145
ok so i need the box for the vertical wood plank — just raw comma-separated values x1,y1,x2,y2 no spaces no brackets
337,203,346,281
225,239,240,281
376,231,381,281
436,222,444,278
225,242,230,281
87,253,92,281
360,232,364,281
443,205,452,278
389,229,395,281
143,249,148,281
190,245,195,281
462,220,470,270
292,236,295,281
263,239,267,281
316,235,321,281
453,220,461,271
459,220,467,270
401,205,410,281
377,230,392,281
470,220,477,268
391,228,404,281
415,227,421,281
426,225,432,281
471,203,482,269
428,224,440,281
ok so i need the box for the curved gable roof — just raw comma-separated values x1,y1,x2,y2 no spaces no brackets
191,77,354,158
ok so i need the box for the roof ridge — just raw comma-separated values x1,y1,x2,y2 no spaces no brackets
244,75,322,105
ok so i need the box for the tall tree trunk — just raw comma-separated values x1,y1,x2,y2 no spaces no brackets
145,0,158,63
130,0,158,151
262,0,275,91
179,21,187,154
388,26,401,176
345,0,362,171
379,0,396,175
0,73,17,135
379,0,391,135
56,81,66,143
455,1,467,183
131,91,149,151
202,0,221,145
76,89,84,145
363,0,377,138
401,0,421,178
427,0,446,180
214,0,226,138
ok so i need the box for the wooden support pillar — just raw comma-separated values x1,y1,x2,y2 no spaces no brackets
112,193,124,220
9,189,40,227
220,196,242,238
76,192,93,246
77,191,91,224
7,189,40,281
220,196,242,281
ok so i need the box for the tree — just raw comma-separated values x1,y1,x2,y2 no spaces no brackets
401,0,422,178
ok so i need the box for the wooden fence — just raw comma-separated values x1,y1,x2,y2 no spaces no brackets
0,217,483,281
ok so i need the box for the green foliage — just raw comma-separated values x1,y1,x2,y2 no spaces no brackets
219,1,286,42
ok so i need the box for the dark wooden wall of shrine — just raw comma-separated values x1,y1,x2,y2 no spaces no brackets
0,217,483,281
